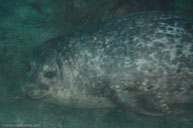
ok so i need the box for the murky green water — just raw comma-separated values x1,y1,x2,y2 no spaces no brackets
0,0,193,128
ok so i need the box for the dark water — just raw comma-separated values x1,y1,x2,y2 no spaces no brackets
0,0,193,128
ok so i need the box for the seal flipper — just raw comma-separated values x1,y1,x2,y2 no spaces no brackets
105,86,165,116
152,91,171,114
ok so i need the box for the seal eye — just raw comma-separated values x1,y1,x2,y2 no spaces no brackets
44,71,55,78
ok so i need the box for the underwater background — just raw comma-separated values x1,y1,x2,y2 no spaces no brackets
0,0,193,128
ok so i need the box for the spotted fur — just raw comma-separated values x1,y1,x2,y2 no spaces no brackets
23,11,193,116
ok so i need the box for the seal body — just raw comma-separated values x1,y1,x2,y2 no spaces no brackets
23,11,193,116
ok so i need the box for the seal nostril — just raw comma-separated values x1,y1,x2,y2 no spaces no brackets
22,86,30,93
22,84,37,94
22,86,32,98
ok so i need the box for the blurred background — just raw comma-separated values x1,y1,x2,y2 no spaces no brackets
0,0,193,128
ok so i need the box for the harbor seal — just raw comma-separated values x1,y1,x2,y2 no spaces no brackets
23,11,193,116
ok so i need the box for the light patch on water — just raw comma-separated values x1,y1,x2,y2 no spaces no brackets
169,47,177,61
152,37,168,45
43,65,50,71
132,36,139,42
183,43,192,57
159,17,170,20
135,58,149,71
157,29,164,33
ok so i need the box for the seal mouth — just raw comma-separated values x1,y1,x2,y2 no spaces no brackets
22,84,51,99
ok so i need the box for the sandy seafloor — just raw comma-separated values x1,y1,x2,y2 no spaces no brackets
0,0,193,128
